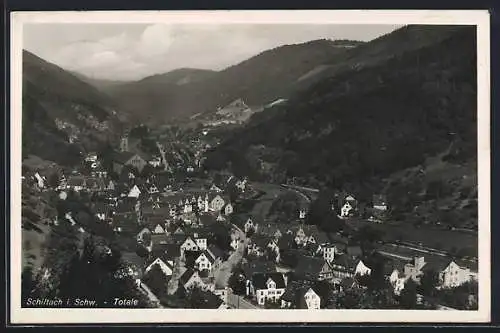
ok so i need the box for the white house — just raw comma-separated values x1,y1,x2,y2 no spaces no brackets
210,184,223,193
128,185,141,198
149,157,162,168
302,288,321,309
34,172,45,189
152,223,166,234
244,218,258,234
180,236,199,257
246,272,287,306
439,260,477,288
195,252,213,272
340,201,353,218
145,257,174,277
209,195,226,212
319,244,336,263
354,260,372,276
194,234,208,250
389,269,407,295
224,203,234,216
136,227,152,242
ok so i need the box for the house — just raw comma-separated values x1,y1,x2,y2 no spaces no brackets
180,236,200,257
247,235,274,258
85,152,98,163
210,184,223,193
92,202,113,222
294,256,332,281
354,260,372,276
403,256,427,283
67,176,86,192
372,194,388,211
180,269,206,291
136,227,152,243
149,156,162,168
113,152,149,174
425,258,478,289
389,268,407,295
207,244,224,269
330,254,358,281
141,264,171,298
144,255,175,278
244,217,258,234
340,201,354,218
317,243,337,263
224,203,234,216
194,251,213,272
34,172,46,189
128,185,141,198
280,281,322,309
246,272,287,306
121,251,145,284
209,194,226,212
242,259,276,280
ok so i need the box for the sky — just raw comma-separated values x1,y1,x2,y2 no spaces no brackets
23,23,401,81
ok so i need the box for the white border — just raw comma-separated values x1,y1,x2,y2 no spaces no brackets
9,10,491,324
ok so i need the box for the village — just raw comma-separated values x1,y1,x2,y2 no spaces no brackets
22,123,479,311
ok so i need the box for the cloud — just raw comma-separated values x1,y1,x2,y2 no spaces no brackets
24,23,401,80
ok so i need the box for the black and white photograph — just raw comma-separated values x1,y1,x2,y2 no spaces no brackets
9,10,490,324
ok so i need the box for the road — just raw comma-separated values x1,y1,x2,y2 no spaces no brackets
213,225,248,288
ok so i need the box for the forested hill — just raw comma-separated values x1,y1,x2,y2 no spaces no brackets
98,39,363,123
203,25,477,197
22,50,124,166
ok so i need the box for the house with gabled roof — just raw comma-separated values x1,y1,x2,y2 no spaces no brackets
180,236,199,257
113,151,149,174
246,272,287,306
144,255,175,278
280,280,322,309
180,269,206,291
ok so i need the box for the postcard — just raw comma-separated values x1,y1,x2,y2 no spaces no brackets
9,9,490,324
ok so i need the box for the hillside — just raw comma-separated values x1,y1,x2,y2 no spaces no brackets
100,39,362,124
203,25,477,227
22,50,124,166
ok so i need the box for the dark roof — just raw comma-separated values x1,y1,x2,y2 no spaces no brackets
208,244,224,260
142,264,171,297
242,259,276,278
251,234,273,249
121,251,145,269
193,290,224,309
114,151,137,165
251,272,286,289
294,256,325,277
346,245,363,258
331,254,357,271
340,277,356,290
180,268,197,285
67,176,86,187
278,233,295,250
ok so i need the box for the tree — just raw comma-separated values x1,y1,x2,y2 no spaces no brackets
398,279,418,309
228,271,246,295
419,269,439,297
47,172,60,189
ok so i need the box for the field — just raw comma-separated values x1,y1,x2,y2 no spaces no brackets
346,219,478,258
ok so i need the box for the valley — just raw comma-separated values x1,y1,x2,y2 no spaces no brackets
20,24,479,311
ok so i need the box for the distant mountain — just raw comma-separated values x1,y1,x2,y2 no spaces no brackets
203,25,477,228
22,50,123,166
100,39,363,124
